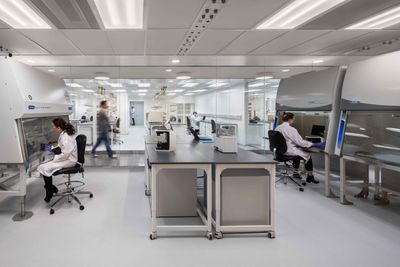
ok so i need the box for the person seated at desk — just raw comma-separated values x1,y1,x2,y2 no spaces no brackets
190,112,203,133
275,112,325,184
37,118,77,202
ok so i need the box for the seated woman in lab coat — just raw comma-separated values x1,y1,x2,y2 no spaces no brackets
275,112,323,184
37,118,77,202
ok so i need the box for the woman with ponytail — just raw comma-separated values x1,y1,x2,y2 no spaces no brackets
37,118,77,202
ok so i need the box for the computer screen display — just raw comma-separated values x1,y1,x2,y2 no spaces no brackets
311,125,325,137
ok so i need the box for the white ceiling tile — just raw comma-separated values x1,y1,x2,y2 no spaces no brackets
147,0,206,29
250,30,330,55
282,30,371,55
188,30,244,55
146,30,187,55
220,30,287,55
62,30,114,55
19,30,81,55
209,0,290,29
106,30,145,55
0,30,48,55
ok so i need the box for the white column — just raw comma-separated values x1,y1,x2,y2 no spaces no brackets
117,92,129,135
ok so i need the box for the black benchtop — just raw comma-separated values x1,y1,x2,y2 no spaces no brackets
145,136,276,165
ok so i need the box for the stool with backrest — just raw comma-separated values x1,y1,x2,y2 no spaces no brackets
268,130,306,192
49,134,93,214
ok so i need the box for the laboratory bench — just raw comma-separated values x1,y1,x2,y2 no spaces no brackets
144,134,277,240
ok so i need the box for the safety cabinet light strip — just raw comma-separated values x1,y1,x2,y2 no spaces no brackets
94,0,143,29
257,0,347,29
346,5,400,29
0,0,51,29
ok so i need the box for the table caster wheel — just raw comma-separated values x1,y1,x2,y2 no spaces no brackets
49,209,55,215
207,232,213,240
299,188,304,192
145,190,151,196
80,205,85,211
150,233,157,240
214,232,223,239
89,193,93,198
268,231,275,239
302,182,306,186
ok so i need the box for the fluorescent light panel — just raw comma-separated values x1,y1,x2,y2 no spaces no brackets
257,0,347,29
0,0,51,29
346,5,400,29
94,0,143,29
138,83,150,87
109,83,123,88
208,82,228,88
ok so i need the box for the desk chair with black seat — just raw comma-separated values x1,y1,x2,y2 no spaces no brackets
50,134,93,214
268,130,306,192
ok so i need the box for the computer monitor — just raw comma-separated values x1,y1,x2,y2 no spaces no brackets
311,125,325,137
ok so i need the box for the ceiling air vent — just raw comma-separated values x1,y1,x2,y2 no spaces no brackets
28,0,100,29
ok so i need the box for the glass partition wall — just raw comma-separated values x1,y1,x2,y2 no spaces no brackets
65,66,281,154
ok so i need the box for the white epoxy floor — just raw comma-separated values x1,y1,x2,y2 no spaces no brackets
0,168,399,267
86,126,146,152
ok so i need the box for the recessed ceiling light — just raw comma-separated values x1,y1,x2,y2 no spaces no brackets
248,89,262,92
138,83,150,88
68,93,77,96
48,69,55,72
346,5,400,29
167,93,176,96
115,89,126,93
184,93,194,96
313,59,324,64
165,69,173,72
66,83,82,88
172,59,180,64
0,0,51,29
93,0,143,29
182,83,199,88
168,80,174,83
82,89,95,93
174,89,185,92
176,72,191,80
282,69,290,72
138,89,148,92
138,93,146,96
27,60,35,63
256,0,347,29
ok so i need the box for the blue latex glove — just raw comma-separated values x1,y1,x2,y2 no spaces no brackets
313,141,326,149
45,144,53,152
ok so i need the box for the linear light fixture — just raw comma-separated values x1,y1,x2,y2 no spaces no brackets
109,83,123,88
94,0,143,29
66,83,82,88
248,82,265,88
138,89,148,92
208,82,228,88
138,93,146,96
138,83,150,88
346,5,400,29
82,89,95,93
257,0,347,29
182,83,199,88
0,0,51,29
167,93,176,96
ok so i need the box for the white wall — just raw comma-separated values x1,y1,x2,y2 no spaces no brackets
194,82,246,145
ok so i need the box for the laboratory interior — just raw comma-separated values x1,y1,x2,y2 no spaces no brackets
1,0,400,266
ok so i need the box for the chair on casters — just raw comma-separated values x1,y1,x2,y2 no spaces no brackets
49,134,93,214
113,118,124,145
268,130,306,192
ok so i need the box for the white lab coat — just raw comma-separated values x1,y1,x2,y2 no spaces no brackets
275,122,313,161
37,131,77,177
190,115,201,130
